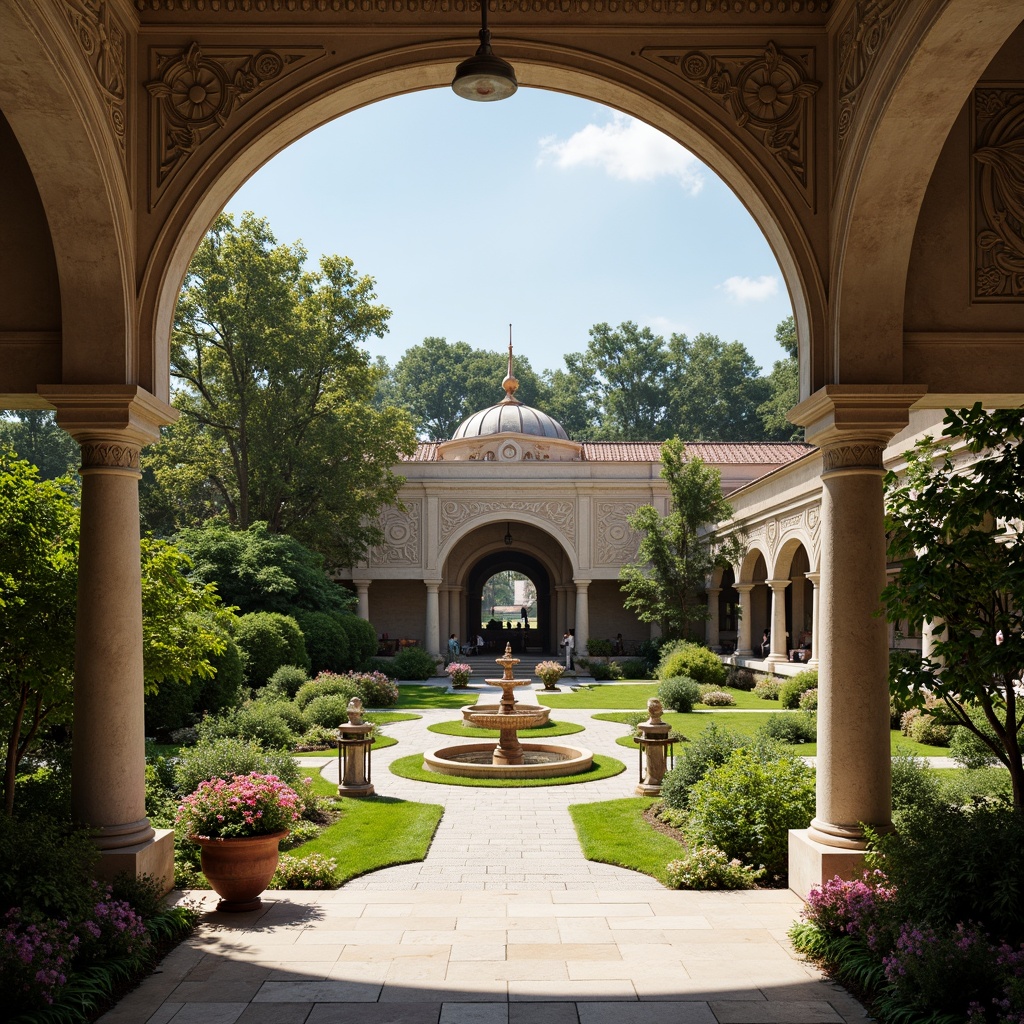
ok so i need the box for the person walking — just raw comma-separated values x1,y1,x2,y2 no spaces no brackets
446,633,460,665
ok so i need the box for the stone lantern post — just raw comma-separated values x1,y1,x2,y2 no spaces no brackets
337,697,376,797
635,697,673,796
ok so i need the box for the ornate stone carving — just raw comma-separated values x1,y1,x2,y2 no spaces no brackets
781,513,801,532
835,0,907,157
807,505,820,533
973,87,1024,300
766,519,778,551
146,42,323,200
368,501,421,566
79,442,141,470
439,499,575,544
644,41,818,193
59,0,128,169
821,443,884,472
595,502,642,565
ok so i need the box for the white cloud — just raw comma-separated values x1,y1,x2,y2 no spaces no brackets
719,275,779,303
537,113,705,195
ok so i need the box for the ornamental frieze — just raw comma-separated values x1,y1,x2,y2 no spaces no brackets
973,87,1024,300
821,443,884,472
145,42,324,203
59,0,128,172
642,41,818,196
79,442,141,470
835,0,907,158
595,502,642,565
440,499,575,544
368,501,421,566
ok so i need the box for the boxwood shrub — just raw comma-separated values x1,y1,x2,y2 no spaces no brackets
779,669,818,709
294,610,350,675
393,646,439,680
174,736,302,795
656,641,727,689
658,675,702,713
235,611,310,688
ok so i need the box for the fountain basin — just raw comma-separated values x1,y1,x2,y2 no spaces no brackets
461,703,551,728
423,742,594,779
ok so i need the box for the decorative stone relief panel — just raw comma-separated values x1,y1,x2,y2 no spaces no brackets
973,87,1024,300
368,501,421,567
79,442,141,470
821,443,884,471
595,502,642,566
59,0,128,173
642,41,818,198
439,499,575,545
835,0,907,159
145,42,323,205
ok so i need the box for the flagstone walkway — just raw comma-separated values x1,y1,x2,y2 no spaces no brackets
99,701,869,1024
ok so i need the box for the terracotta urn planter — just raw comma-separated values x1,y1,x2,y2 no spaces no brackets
193,829,288,912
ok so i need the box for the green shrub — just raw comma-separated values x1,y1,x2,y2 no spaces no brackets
950,706,1003,769
253,695,306,735
635,637,667,674
196,700,296,750
269,852,340,890
797,688,818,711
726,666,756,691
235,611,310,687
586,637,613,657
699,689,736,707
617,658,650,680
362,657,396,678
350,671,400,707
11,747,72,820
909,713,950,747
174,736,301,795
295,724,338,751
295,672,362,711
759,711,816,744
201,632,245,714
656,641,727,688
779,669,818,709
666,847,765,890
340,615,378,667
266,664,309,700
393,645,439,680
145,761,179,827
295,610,350,675
753,676,782,700
889,750,941,813
658,675,701,713
889,648,924,727
686,745,815,881
659,722,746,810
304,693,355,729
585,659,623,681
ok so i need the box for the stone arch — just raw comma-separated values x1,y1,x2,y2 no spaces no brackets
140,48,826,400
831,0,1024,387
772,535,814,659
465,551,554,655
438,509,578,578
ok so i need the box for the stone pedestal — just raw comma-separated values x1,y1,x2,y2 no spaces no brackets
337,699,375,797
634,698,672,796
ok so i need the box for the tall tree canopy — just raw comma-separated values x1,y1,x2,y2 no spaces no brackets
757,316,801,441
150,212,416,567
0,411,79,480
619,438,742,639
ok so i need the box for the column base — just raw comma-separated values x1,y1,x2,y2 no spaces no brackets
788,829,867,899
92,828,175,895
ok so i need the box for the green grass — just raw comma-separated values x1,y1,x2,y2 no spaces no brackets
366,711,422,725
538,684,778,711
568,798,684,885
289,795,444,883
388,752,626,787
397,684,475,709
426,719,585,738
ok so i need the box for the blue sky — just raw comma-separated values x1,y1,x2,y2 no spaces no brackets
226,87,794,377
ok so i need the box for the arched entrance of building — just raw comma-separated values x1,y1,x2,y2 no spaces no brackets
467,552,553,656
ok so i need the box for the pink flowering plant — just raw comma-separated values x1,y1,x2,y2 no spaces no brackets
175,772,303,839
446,662,472,688
0,908,80,1009
802,870,897,949
534,660,565,688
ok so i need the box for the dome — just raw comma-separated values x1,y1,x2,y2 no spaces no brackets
450,343,569,441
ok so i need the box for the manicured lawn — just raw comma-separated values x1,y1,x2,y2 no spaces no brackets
366,711,422,725
396,684,476,709
538,684,778,711
388,752,626,787
569,797,684,885
289,795,444,884
426,719,585,739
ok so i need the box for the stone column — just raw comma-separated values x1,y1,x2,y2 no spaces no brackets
788,385,925,897
791,575,806,643
449,586,463,645
766,579,791,666
706,588,721,651
353,579,371,621
921,616,947,670
734,584,754,656
424,581,441,658
574,579,591,657
556,586,568,636
439,586,450,649
38,385,177,887
806,572,821,669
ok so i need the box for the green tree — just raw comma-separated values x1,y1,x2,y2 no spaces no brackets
0,411,79,480
619,437,742,639
883,404,1024,807
666,332,770,441
153,211,416,567
757,316,802,440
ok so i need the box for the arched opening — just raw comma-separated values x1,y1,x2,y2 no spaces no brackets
718,566,739,654
467,551,552,656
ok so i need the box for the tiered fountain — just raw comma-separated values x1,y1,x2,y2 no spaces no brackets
423,643,593,780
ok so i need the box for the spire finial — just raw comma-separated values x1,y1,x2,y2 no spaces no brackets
501,324,520,402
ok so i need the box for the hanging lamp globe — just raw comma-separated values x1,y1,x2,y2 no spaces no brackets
452,5,518,101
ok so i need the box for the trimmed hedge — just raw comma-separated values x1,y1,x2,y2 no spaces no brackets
656,641,727,689
235,611,309,687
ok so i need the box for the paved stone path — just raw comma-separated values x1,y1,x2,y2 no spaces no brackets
99,698,870,1024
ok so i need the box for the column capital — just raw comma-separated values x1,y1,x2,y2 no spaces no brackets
424,580,442,591
573,578,592,589
733,583,755,594
805,571,821,585
789,385,927,450
352,579,373,589
766,578,792,590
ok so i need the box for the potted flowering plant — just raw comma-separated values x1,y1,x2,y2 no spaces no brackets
175,773,304,912
535,660,565,690
446,662,472,688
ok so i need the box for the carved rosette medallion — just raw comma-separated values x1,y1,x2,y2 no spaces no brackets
835,0,907,158
973,88,1024,300
368,502,421,566
439,500,575,544
146,43,323,203
643,41,818,196
595,503,642,565
807,505,820,534
59,0,128,170
820,443,884,473
79,442,142,471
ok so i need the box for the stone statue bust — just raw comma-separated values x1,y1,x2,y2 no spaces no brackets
646,697,664,725
346,696,364,725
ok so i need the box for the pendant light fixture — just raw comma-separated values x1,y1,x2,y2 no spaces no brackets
504,522,514,546
452,3,518,102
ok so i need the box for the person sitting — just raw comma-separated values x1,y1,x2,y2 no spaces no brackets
613,633,624,655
